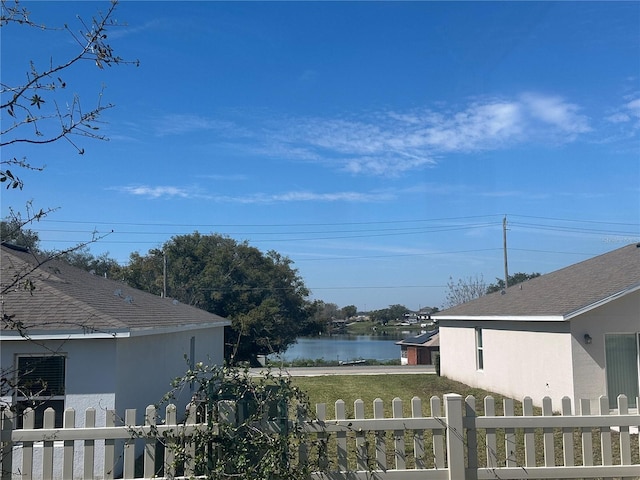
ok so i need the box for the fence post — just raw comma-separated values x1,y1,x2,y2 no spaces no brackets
63,408,75,480
392,398,406,470
0,409,14,480
464,396,477,480
444,393,464,480
42,407,55,479
144,405,157,478
84,408,96,479
616,395,631,466
123,409,136,479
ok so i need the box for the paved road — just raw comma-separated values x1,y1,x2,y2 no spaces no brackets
249,365,436,377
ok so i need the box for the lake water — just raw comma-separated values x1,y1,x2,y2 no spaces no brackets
269,334,407,362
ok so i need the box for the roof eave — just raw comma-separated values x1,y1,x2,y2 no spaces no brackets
564,283,640,320
0,320,231,341
433,315,565,322
0,330,130,340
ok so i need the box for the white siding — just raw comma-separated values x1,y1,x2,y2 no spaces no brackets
440,325,477,383
0,338,118,479
115,326,226,418
440,322,574,408
0,337,117,406
1,325,225,421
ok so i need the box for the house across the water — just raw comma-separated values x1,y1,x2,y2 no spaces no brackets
397,330,439,365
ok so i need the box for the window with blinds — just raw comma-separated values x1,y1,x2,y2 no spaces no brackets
15,355,66,428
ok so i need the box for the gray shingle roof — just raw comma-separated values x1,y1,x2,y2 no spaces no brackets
434,243,640,319
1,244,230,336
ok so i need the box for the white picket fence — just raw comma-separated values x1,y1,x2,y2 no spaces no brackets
1,394,639,480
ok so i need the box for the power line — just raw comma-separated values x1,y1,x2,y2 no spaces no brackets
38,214,504,228
509,221,639,237
36,223,496,243
509,214,639,227
28,222,500,237
297,248,501,262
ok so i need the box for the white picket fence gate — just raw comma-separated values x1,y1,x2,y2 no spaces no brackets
1,394,639,480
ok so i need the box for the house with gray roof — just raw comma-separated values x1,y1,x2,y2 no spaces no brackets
433,243,640,412
1,243,231,429
396,330,439,365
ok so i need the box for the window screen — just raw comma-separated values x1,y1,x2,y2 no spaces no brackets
17,356,65,397
15,355,66,428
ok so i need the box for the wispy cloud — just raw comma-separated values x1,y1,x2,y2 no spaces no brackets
148,92,596,177
215,190,395,204
153,114,243,136
108,18,165,40
259,93,592,176
196,173,249,181
521,93,591,136
115,185,193,199
606,96,640,128
114,184,393,203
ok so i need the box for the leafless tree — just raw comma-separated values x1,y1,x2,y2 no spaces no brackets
444,274,487,308
1,0,138,190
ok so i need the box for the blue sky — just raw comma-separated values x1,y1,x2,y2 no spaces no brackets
2,1,639,311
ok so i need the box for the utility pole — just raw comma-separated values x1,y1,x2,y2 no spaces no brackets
503,215,509,289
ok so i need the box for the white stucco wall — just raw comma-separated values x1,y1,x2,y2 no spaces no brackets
0,337,117,414
115,325,226,420
1,325,225,418
570,290,640,412
439,321,574,409
0,338,117,479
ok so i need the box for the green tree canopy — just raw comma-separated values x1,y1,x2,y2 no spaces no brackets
341,304,357,319
369,304,409,324
486,272,541,294
123,233,316,364
0,217,40,250
47,246,123,279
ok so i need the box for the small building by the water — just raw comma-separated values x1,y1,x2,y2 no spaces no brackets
329,319,348,334
397,330,439,365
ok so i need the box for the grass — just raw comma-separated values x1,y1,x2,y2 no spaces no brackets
291,374,640,474
344,319,424,336
294,374,482,417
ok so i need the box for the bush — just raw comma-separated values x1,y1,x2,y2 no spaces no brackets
155,363,317,480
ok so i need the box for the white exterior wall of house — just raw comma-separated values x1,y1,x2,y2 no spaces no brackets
439,321,574,408
115,325,226,419
0,337,118,420
1,325,226,420
1,337,118,479
1,327,226,418
439,324,477,385
63,338,118,427
570,290,640,413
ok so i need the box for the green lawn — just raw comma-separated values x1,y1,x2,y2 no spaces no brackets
344,320,423,336
294,374,497,418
